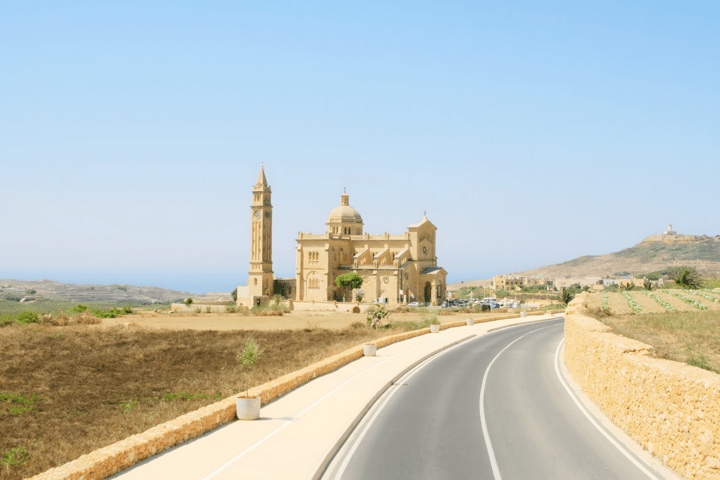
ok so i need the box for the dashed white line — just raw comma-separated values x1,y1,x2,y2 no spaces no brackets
479,323,561,480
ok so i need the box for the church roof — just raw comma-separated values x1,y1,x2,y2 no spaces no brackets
327,192,363,225
408,216,436,229
421,266,446,275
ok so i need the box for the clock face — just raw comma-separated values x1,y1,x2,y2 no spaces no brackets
265,212,271,219
254,210,260,218
422,245,428,256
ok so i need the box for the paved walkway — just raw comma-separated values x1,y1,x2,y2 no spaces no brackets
111,314,562,480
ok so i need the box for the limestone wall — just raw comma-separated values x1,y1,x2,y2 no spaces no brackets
564,295,720,479
291,300,372,313
170,303,232,313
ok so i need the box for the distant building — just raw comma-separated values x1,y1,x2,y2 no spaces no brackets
664,223,677,235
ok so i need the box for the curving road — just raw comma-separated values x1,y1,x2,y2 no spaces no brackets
322,319,670,480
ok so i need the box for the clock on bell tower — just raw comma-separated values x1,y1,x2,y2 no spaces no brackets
249,165,274,299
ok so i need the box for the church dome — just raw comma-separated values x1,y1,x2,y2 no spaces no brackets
327,193,363,224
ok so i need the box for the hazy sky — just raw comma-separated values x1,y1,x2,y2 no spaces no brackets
2,1,718,293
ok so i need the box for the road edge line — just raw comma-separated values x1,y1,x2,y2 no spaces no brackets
308,334,477,480
553,339,671,480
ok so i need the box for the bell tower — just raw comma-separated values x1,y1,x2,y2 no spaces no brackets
249,165,274,299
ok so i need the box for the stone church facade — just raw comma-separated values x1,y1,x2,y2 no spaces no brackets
239,166,447,307
295,192,447,305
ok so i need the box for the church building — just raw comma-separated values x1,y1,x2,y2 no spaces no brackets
238,166,447,307
295,191,447,305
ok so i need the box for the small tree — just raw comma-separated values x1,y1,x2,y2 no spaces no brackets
185,298,194,306
231,288,238,302
620,282,634,291
643,278,653,291
335,273,363,302
25,289,36,295
560,287,575,305
236,339,262,398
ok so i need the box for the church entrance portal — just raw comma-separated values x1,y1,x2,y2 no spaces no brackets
424,282,432,303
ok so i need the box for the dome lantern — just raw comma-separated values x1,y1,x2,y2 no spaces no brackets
326,191,363,236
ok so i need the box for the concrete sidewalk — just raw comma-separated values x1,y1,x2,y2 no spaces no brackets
111,314,563,480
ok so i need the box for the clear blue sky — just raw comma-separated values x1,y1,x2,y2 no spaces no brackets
2,1,718,293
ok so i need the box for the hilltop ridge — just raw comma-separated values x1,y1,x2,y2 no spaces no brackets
449,231,720,290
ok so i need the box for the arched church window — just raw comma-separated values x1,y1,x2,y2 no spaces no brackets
254,278,258,286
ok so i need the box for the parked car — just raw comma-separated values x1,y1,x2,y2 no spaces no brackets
408,302,420,307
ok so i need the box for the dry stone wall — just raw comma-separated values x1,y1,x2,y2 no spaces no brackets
564,294,720,479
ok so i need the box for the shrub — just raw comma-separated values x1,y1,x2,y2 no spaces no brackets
643,278,653,291
1,446,30,468
226,305,237,313
670,267,702,289
560,288,575,305
71,304,89,314
366,307,390,329
92,308,123,319
25,289,36,295
185,298,194,306
14,311,39,325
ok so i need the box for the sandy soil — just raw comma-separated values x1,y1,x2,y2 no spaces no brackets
628,291,667,314
607,292,633,316
101,309,510,331
585,290,720,315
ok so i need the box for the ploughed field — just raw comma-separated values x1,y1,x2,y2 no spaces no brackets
585,290,720,374
0,308,507,480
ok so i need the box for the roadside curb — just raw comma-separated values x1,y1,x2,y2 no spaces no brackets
29,310,566,480
309,334,477,480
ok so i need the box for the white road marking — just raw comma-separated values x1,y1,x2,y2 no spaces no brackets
332,340,469,480
479,323,561,480
201,334,447,480
554,338,661,480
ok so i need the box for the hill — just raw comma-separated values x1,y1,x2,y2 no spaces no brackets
448,233,720,291
0,279,196,304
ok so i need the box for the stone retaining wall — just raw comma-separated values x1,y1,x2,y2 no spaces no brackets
291,301,371,313
30,310,564,480
170,303,233,313
564,295,720,480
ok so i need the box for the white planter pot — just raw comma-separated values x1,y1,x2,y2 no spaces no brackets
430,324,440,333
520,311,527,317
363,344,377,356
466,318,474,326
236,396,261,420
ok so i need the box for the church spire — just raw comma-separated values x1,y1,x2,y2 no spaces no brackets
256,164,268,187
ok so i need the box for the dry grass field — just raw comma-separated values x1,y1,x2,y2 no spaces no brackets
0,307,512,479
100,307,509,331
585,290,720,374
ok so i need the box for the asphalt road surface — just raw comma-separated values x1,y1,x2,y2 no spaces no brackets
322,318,668,480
